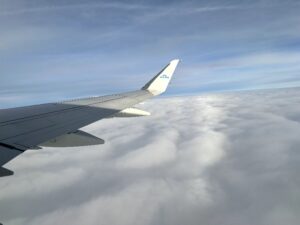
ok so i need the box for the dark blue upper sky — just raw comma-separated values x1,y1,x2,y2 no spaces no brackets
1,0,300,107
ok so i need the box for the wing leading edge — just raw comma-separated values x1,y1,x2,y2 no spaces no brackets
0,59,180,176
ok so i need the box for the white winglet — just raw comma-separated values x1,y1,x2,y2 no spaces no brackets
142,59,180,95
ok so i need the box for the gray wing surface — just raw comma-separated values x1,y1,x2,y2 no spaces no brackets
0,59,180,176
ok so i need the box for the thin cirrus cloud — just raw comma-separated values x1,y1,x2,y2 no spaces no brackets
0,2,149,16
1,88,300,225
172,52,300,94
0,0,300,108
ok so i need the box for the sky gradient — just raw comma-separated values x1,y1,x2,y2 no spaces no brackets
1,2,300,224
0,0,300,108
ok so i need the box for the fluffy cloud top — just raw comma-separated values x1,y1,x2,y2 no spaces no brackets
1,87,300,225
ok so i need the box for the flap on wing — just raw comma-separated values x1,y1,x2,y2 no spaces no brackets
0,167,14,177
0,145,23,167
40,130,105,147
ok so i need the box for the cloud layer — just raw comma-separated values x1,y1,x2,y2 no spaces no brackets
1,87,300,225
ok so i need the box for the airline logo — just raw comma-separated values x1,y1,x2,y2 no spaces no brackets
160,74,170,79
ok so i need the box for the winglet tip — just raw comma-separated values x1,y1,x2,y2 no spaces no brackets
170,59,180,64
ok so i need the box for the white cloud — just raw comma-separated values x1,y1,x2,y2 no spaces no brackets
0,2,149,16
1,88,300,225
0,168,85,200
172,52,300,92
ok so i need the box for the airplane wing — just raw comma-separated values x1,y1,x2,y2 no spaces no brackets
0,59,180,176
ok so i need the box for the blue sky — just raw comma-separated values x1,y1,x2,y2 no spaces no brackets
1,0,300,107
